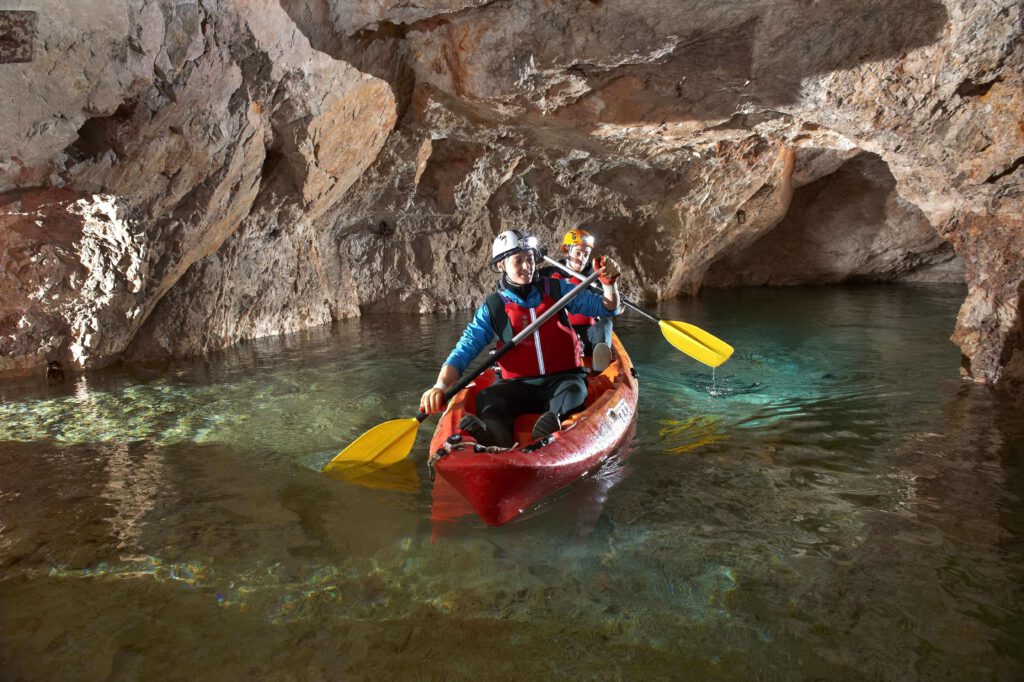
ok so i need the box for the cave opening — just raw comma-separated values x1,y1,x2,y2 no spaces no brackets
702,152,964,288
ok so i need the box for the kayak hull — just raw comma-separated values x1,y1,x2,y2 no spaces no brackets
429,334,638,526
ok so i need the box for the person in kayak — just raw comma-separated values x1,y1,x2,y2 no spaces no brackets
538,227,614,372
419,229,622,447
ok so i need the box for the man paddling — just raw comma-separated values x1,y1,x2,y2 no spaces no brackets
419,229,622,447
539,227,615,372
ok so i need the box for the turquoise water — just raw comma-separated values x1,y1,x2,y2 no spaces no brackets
1,284,1022,679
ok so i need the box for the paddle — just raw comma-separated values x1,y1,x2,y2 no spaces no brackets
322,269,605,471
322,457,421,493
541,255,733,368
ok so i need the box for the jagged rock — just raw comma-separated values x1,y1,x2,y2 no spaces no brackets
0,0,1021,398
1,0,394,372
703,152,965,286
0,190,148,372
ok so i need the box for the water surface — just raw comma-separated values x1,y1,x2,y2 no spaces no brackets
2,284,1022,679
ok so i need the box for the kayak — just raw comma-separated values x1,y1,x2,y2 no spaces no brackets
429,333,639,526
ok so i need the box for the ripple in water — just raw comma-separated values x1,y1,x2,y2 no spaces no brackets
1,284,1023,679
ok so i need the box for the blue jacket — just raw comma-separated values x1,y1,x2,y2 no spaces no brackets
444,279,619,373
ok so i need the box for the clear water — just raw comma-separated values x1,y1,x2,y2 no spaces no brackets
2,284,1022,679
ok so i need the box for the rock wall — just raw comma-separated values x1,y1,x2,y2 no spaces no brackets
1,0,1021,397
703,152,964,287
1,0,394,370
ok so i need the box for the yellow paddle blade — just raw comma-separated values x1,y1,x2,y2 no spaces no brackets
322,417,421,470
659,320,734,368
321,457,421,493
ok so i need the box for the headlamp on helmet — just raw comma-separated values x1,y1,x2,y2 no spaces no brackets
561,228,595,253
491,229,540,266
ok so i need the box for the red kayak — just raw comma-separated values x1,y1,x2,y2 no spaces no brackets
429,333,639,526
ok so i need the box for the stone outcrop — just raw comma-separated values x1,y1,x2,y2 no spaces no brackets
1,0,1021,397
703,152,964,287
1,0,395,369
0,190,149,369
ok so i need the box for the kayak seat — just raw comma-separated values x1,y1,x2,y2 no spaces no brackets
584,373,613,405
512,413,542,444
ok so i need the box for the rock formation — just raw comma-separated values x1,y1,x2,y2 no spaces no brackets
1,0,1021,398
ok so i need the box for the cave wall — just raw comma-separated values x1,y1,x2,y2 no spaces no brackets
1,0,1021,397
0,0,395,371
703,153,965,287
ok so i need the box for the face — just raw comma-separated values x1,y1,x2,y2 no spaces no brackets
500,250,536,285
566,244,592,272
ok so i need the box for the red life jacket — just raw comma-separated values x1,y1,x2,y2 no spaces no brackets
549,263,595,327
485,277,583,379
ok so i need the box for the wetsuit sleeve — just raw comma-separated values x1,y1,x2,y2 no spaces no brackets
443,304,496,373
558,278,621,317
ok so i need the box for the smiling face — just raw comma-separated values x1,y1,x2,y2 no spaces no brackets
566,244,592,272
499,250,536,285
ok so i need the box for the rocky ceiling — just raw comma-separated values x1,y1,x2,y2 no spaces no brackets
0,0,1021,398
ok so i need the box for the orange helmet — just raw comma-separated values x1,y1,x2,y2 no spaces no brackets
561,228,595,253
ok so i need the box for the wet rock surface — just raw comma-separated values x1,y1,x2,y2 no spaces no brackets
1,0,1021,397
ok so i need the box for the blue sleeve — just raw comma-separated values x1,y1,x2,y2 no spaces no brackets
559,278,621,317
443,304,496,373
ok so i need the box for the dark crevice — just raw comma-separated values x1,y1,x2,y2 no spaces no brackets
261,147,285,180
64,102,137,163
253,145,300,203
351,21,407,42
985,155,1024,184
955,75,1002,99
368,219,393,238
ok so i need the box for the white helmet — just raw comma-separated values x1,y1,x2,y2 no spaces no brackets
490,229,539,266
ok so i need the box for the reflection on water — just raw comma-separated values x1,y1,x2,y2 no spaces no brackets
322,458,421,493
2,284,1023,679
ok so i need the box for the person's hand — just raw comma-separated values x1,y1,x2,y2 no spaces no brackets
420,386,446,414
594,256,621,285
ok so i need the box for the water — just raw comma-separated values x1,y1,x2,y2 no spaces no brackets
1,284,1022,679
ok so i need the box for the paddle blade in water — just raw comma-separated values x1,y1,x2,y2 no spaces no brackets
323,417,421,469
321,457,421,493
659,320,734,367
